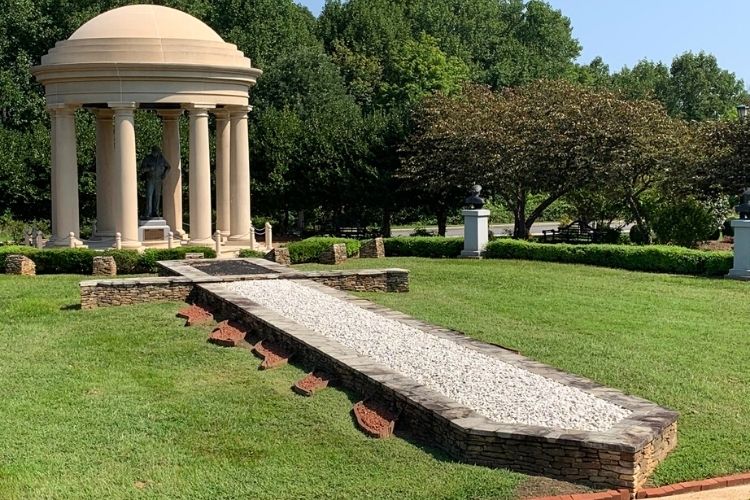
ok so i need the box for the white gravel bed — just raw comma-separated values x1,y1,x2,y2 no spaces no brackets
225,280,631,432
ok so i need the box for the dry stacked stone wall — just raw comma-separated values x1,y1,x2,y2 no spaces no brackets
92,256,117,276
320,243,347,265
5,255,36,275
266,247,291,266
193,280,678,493
360,237,385,258
80,277,193,309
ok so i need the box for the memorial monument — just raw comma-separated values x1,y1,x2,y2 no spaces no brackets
31,4,261,249
728,188,750,279
460,185,491,258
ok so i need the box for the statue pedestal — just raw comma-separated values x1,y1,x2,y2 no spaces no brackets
460,209,490,258
138,218,172,243
728,219,750,279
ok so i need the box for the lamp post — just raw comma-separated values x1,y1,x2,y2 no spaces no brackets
729,104,750,279
738,104,748,121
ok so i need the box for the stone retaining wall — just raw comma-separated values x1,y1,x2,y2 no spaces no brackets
194,280,678,493
82,259,409,309
80,277,194,309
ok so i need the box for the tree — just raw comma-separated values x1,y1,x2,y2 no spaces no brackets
400,81,686,239
250,46,372,230
612,53,748,121
668,52,747,121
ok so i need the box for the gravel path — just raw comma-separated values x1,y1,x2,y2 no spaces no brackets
226,280,631,432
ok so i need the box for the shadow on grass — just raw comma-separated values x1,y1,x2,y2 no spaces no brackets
60,303,81,311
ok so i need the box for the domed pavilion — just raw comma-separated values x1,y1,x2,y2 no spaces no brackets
32,4,262,249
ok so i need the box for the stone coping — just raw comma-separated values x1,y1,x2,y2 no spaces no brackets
197,279,677,454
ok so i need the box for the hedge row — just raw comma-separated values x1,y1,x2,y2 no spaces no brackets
0,246,216,274
483,239,732,276
287,237,361,264
383,237,464,258
237,249,267,259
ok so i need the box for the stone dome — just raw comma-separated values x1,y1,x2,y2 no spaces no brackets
32,4,261,107
69,5,223,42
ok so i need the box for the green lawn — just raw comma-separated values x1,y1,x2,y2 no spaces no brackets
0,274,523,499
299,258,750,486
4,258,749,498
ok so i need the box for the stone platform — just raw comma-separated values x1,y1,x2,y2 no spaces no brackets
77,258,677,493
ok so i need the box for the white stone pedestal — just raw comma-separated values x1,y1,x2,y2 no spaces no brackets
138,218,172,244
460,209,490,258
728,219,750,280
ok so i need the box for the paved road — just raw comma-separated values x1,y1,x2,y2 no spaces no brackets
391,222,562,237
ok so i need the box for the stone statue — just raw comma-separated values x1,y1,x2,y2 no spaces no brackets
141,146,171,219
464,185,485,209
736,188,750,220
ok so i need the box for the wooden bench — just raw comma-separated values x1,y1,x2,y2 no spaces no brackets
541,220,603,244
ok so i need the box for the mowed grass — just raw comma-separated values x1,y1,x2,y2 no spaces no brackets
299,257,750,486
0,274,522,499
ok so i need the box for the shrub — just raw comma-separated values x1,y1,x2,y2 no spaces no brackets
484,239,732,276
287,237,360,264
383,237,464,258
238,249,267,258
652,198,717,248
629,225,652,245
1,245,216,274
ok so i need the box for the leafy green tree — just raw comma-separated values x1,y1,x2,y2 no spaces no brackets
667,52,748,121
401,81,685,239
251,46,372,230
380,33,470,107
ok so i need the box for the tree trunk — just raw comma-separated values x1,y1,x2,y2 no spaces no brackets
381,207,392,238
524,192,564,235
626,194,652,244
512,191,528,239
437,209,447,237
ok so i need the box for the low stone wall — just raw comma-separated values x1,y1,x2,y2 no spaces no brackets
80,277,194,309
82,259,409,308
194,280,678,492
5,255,36,276
279,270,408,293
320,243,347,265
360,238,385,258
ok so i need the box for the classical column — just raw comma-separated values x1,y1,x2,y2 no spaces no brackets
93,109,115,238
49,105,83,247
214,109,231,238
159,109,184,238
111,103,141,248
47,108,58,244
188,106,214,244
229,106,251,242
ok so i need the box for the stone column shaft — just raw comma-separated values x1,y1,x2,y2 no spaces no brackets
112,104,141,248
159,110,184,238
50,106,81,246
229,107,251,242
188,107,213,244
214,110,231,237
94,109,115,237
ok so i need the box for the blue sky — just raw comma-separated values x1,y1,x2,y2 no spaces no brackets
297,0,750,86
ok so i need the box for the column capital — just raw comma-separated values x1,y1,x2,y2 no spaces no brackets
107,102,137,110
227,105,252,117
157,109,184,120
47,104,78,116
92,108,115,119
212,108,231,120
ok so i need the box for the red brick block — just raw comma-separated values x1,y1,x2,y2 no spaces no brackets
699,478,722,491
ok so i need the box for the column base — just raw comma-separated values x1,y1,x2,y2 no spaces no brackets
459,250,484,259
45,236,87,248
189,237,215,246
89,231,116,241
228,233,252,242
727,269,750,280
